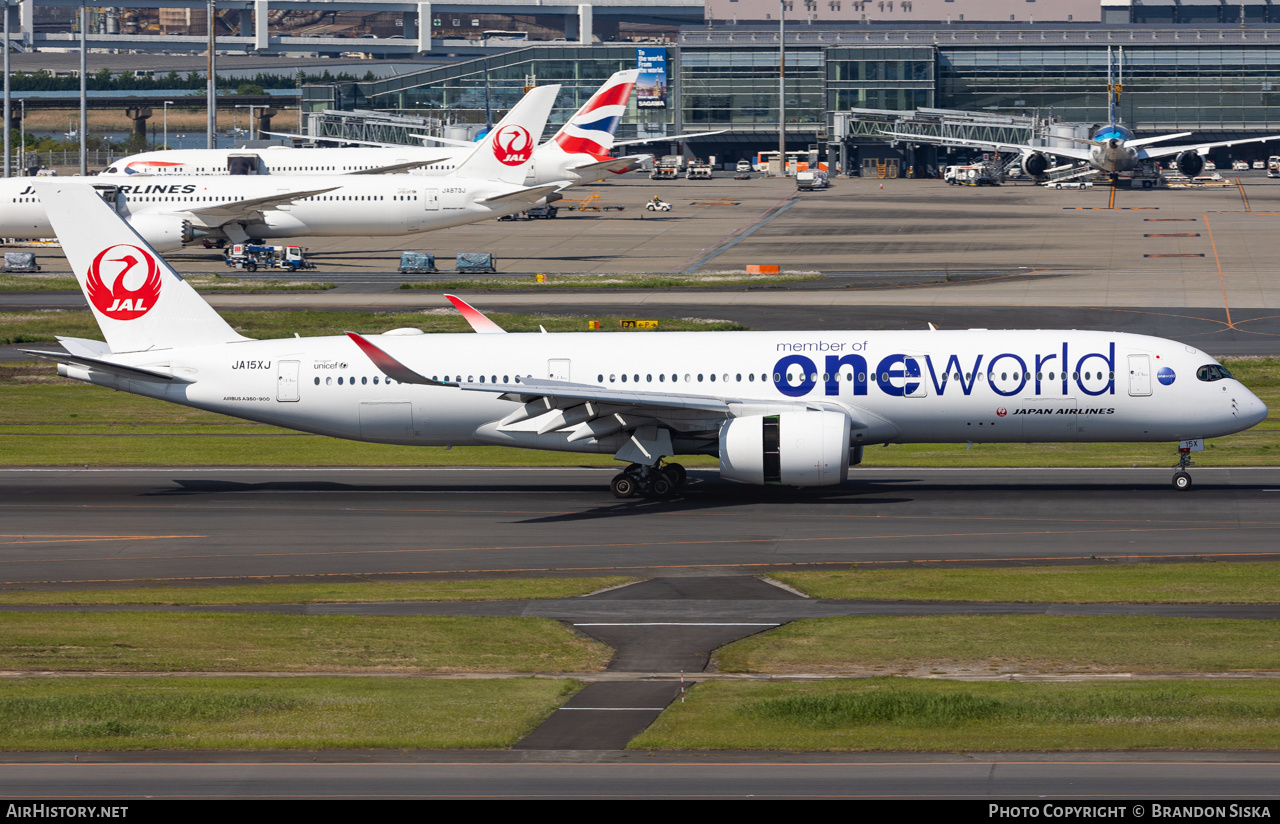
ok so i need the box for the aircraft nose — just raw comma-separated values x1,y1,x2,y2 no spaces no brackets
1242,389,1269,428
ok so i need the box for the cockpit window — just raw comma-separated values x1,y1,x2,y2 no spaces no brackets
1196,364,1233,382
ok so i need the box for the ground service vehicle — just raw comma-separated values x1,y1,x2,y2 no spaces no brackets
225,244,313,271
796,170,828,191
686,162,713,180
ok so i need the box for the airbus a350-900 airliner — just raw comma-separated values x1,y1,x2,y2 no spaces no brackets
24,184,1268,496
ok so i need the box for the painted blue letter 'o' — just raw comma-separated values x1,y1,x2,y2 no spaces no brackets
773,355,817,397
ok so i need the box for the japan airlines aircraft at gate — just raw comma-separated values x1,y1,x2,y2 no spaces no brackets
28,184,1268,495
100,71,657,187
0,85,563,249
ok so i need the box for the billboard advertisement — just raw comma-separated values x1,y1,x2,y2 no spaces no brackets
636,48,667,109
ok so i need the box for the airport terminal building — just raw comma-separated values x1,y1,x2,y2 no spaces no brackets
293,2,1280,168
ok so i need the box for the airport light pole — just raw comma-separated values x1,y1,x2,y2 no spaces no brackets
79,4,86,176
778,0,785,172
207,0,217,149
18,99,24,175
4,0,11,178
162,100,174,149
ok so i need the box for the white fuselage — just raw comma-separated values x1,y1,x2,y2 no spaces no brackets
100,142,594,188
71,329,1267,455
0,174,533,243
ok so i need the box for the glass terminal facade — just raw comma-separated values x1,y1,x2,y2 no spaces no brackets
302,26,1280,157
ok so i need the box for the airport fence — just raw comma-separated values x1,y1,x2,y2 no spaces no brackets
4,150,123,174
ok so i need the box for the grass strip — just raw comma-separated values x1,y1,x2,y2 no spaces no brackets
0,309,745,345
630,679,1280,751
771,562,1280,604
0,275,334,292
400,272,821,290
712,615,1280,675
0,613,612,673
0,677,580,751
0,577,634,606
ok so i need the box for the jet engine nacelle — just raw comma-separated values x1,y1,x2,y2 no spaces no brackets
127,215,195,252
718,409,851,487
1176,151,1205,178
1021,152,1051,178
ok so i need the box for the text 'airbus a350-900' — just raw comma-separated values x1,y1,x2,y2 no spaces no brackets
0,85,564,250
24,184,1268,496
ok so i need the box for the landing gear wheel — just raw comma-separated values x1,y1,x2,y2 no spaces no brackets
648,476,674,498
1173,471,1192,491
611,474,640,499
663,463,686,488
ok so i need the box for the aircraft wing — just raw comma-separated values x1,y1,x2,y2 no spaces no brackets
476,182,569,207
878,130,1096,163
344,332,867,446
343,158,453,175
411,134,483,148
568,154,653,179
612,130,728,147
261,130,416,149
21,349,195,383
1139,134,1280,161
183,186,342,225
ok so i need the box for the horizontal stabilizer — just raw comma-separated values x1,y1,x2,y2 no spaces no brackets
21,349,192,383
1126,132,1193,149
567,155,651,179
477,182,567,206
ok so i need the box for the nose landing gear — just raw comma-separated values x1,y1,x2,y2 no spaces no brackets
610,461,687,499
1172,445,1196,491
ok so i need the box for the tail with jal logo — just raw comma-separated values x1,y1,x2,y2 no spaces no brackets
34,182,247,353
453,84,560,185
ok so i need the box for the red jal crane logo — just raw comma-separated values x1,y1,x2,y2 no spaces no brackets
492,125,534,166
85,244,161,321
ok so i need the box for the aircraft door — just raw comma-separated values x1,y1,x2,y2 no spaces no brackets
276,188,292,211
423,188,440,211
1128,354,1152,396
228,155,261,175
276,361,300,402
548,359,571,381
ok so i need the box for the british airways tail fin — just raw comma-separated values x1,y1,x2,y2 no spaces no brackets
544,70,639,161
454,84,560,184
33,182,248,353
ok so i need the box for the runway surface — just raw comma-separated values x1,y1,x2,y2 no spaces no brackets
4,466,1279,586
3,753,1279,799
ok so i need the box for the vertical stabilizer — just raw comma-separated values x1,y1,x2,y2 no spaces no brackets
454,84,560,184
33,182,248,353
544,69,640,160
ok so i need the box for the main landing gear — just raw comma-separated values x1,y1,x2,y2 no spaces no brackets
1172,445,1195,491
610,461,687,499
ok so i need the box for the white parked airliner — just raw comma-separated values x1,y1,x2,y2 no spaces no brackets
25,183,1268,495
100,70,658,187
0,85,564,249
